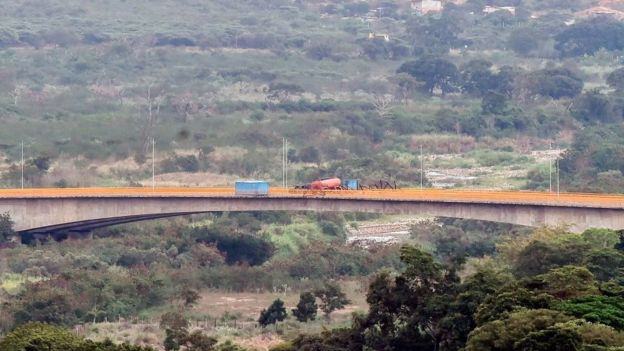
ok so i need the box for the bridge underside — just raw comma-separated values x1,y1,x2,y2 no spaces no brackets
1,197,623,234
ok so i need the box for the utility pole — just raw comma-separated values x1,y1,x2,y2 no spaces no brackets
549,143,552,193
556,157,560,196
152,138,155,190
282,138,288,188
21,140,24,189
420,145,424,190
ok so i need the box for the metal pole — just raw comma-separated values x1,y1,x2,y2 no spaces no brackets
21,140,24,189
549,143,552,193
282,138,285,187
556,157,560,196
420,145,423,190
152,138,155,190
285,138,288,188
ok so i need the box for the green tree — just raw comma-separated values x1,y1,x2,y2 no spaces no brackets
585,248,624,282
554,296,624,330
179,288,201,307
13,288,79,327
397,57,460,96
555,18,624,57
508,27,539,56
0,211,15,243
359,246,459,350
258,299,287,327
460,59,496,97
534,265,599,299
475,286,553,325
314,282,350,318
570,90,619,124
0,322,83,351
292,292,318,322
513,238,590,277
607,67,624,92
182,331,217,351
466,309,573,351
216,340,247,351
582,228,621,250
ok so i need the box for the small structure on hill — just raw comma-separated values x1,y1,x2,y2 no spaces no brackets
368,32,390,41
483,6,516,15
412,0,443,15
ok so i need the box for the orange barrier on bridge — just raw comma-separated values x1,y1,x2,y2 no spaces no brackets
0,187,623,209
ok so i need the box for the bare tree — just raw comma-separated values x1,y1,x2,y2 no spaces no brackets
373,94,395,118
389,73,424,104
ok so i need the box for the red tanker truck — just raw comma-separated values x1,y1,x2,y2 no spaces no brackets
309,177,342,190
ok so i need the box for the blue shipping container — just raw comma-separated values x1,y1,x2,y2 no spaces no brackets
235,181,269,196
343,179,359,190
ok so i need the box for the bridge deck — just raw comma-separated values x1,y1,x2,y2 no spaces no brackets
0,187,623,209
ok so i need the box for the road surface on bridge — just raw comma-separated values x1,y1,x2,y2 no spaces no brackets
0,187,623,209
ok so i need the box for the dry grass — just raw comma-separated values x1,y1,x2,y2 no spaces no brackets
79,281,368,351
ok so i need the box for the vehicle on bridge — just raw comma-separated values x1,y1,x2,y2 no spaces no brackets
235,180,269,196
295,178,397,190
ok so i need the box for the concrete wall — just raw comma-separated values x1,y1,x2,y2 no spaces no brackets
2,196,624,234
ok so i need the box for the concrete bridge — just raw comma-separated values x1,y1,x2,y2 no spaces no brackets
1,187,624,234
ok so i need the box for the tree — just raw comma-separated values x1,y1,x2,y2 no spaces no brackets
0,211,15,243
555,18,624,57
359,246,459,350
582,228,621,250
397,57,460,96
554,296,624,330
460,59,496,97
475,286,553,325
292,292,318,322
513,238,590,277
314,282,350,319
522,68,584,100
481,91,508,115
0,322,83,351
13,288,79,327
179,288,201,307
466,309,574,351
0,323,156,351
258,299,288,327
182,331,217,351
534,265,599,299
607,68,624,92
570,90,619,124
585,248,624,282
298,146,320,164
508,27,539,56
160,311,188,332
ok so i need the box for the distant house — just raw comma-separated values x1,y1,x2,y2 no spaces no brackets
483,6,516,15
575,6,624,21
412,0,443,15
368,32,390,41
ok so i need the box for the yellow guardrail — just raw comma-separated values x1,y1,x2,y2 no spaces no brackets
0,187,622,208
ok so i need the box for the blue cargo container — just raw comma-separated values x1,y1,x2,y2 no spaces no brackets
343,179,359,190
235,180,269,196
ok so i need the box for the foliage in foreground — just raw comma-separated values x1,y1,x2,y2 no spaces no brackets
274,227,624,351
0,322,154,351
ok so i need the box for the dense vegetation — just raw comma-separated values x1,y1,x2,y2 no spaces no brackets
0,0,623,191
273,227,624,351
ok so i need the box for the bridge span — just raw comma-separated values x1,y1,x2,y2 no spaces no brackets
1,187,624,234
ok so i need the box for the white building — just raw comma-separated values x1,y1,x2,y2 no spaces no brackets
483,6,516,16
412,0,443,15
